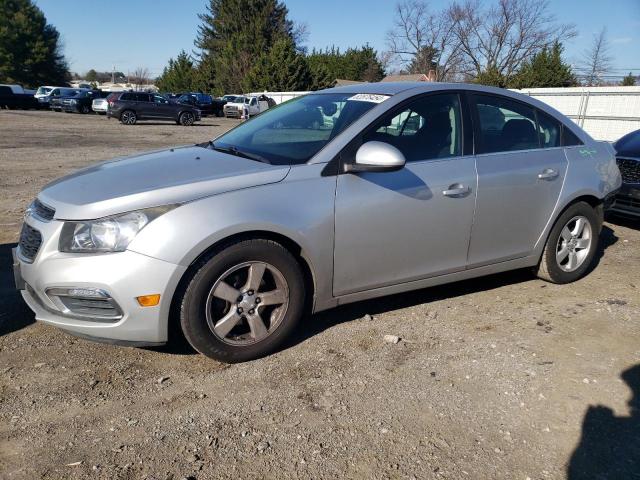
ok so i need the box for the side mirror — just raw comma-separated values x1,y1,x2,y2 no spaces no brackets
346,141,406,173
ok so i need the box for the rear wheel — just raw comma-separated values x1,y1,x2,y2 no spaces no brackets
537,201,600,283
179,111,195,126
120,110,136,125
179,239,305,363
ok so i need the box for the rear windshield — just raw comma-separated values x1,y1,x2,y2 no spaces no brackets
36,87,53,95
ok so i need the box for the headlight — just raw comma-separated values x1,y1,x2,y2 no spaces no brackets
59,206,176,253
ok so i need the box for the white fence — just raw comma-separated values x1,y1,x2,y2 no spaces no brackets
515,86,640,142
249,86,640,142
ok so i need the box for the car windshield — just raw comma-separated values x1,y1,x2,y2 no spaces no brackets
36,87,52,95
211,93,386,165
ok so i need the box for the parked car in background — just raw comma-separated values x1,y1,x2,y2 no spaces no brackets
50,89,85,112
13,82,621,363
0,84,39,110
34,86,56,107
177,93,225,117
47,88,85,111
609,129,640,217
92,91,116,114
62,90,106,114
107,92,201,125
223,95,269,118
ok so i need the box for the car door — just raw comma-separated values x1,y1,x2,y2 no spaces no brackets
152,94,175,119
466,93,568,267
333,92,477,296
132,93,152,118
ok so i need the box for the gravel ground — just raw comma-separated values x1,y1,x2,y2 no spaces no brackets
1,110,639,479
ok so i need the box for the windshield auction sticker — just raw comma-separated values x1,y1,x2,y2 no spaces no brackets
348,93,391,103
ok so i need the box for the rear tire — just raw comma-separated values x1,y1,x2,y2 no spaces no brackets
120,110,136,125
179,111,195,126
179,239,305,363
536,201,601,283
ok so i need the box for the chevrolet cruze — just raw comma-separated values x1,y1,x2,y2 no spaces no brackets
13,83,621,362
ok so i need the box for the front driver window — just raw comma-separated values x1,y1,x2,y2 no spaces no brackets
363,93,462,162
154,95,168,104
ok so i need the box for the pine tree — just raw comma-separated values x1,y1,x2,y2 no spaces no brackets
245,38,312,91
195,0,294,94
156,51,198,93
0,0,69,87
510,42,576,89
622,72,636,86
306,45,385,83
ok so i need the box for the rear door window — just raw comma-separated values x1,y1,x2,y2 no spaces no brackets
472,94,539,154
562,125,583,146
536,110,561,148
136,93,151,102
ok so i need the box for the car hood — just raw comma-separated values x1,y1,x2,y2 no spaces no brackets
38,145,290,220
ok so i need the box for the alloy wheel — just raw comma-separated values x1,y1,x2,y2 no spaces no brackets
205,261,289,345
181,112,195,126
555,215,592,272
121,111,136,125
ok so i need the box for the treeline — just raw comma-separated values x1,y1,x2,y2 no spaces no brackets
156,0,386,94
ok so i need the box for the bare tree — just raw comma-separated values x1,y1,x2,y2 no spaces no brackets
386,0,463,81
130,67,150,91
449,0,575,80
579,27,614,86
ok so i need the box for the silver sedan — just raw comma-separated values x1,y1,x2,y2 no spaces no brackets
13,82,621,362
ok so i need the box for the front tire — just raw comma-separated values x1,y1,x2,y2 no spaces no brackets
179,239,305,363
536,201,601,283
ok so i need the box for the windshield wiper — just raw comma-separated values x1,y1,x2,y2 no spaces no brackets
210,143,270,164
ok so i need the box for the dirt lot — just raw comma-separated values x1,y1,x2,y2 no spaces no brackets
1,110,639,480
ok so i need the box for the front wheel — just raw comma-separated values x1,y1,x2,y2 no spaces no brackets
80,105,90,114
536,201,601,283
179,239,305,363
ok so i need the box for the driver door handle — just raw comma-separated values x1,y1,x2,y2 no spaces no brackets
538,168,559,180
442,184,471,197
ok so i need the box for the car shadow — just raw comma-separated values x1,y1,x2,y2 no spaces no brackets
285,225,618,352
0,243,35,337
567,364,640,479
606,212,640,230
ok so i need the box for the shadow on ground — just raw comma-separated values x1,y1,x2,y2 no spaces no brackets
0,243,34,337
568,364,640,479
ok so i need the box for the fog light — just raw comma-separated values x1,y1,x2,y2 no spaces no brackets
136,294,161,307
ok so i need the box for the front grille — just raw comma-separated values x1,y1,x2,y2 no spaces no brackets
18,223,42,262
617,157,640,183
31,199,55,221
614,196,640,210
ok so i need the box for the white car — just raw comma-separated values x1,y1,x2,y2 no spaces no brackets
92,97,109,114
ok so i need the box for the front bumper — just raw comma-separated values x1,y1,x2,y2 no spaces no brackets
609,184,640,217
62,104,80,113
14,217,187,345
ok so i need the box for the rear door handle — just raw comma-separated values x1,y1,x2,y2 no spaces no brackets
442,184,471,197
538,168,559,180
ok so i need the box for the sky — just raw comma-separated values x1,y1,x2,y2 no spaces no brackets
35,0,640,80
